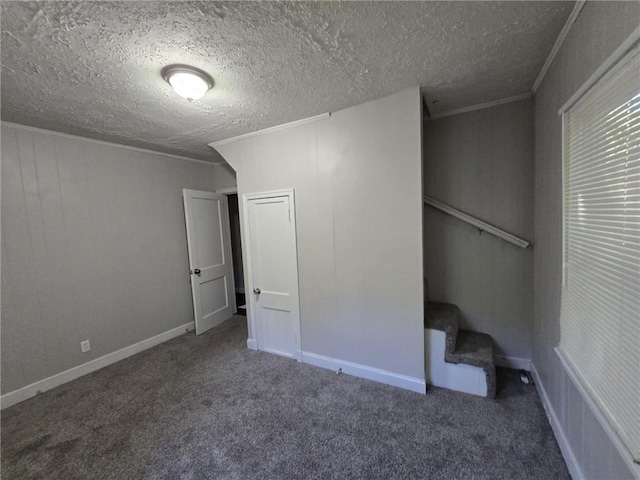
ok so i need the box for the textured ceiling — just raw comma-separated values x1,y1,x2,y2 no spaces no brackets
1,1,573,162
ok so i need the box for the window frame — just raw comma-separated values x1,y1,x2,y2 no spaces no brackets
558,35,640,471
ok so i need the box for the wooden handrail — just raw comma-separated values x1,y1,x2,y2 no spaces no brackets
423,195,531,249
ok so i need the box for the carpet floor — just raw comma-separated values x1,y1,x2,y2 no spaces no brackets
1,316,569,480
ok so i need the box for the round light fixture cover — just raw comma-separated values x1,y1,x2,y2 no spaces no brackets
161,64,214,101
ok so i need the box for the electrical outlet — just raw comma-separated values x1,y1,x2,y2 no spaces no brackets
80,340,90,353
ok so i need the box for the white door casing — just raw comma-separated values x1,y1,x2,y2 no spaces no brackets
243,189,301,360
183,189,236,335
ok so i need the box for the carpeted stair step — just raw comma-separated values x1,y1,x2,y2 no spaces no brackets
424,301,497,398
448,330,496,399
424,301,459,357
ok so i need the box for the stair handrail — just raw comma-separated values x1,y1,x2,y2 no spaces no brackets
423,195,531,249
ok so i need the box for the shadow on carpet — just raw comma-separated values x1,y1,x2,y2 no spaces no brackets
1,316,569,480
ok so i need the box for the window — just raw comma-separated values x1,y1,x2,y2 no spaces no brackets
559,44,639,461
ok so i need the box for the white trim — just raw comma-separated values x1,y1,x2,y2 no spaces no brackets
423,195,531,248
0,121,218,165
429,93,531,120
557,39,640,469
531,362,585,480
531,0,587,94
558,25,640,115
209,113,330,148
217,185,242,317
494,355,531,371
561,113,568,288
1,322,194,410
555,348,640,478
301,351,426,394
247,338,258,350
242,188,302,358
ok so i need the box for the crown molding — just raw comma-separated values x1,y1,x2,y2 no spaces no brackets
1,121,219,165
209,113,330,148
429,93,532,120
531,0,587,94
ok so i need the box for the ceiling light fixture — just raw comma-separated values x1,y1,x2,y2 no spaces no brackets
161,64,214,101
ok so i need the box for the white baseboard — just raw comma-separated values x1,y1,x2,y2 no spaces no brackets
301,351,426,394
1,322,194,410
246,338,258,350
531,362,584,480
494,355,532,371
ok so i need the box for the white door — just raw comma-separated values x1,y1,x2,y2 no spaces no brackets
244,190,301,359
183,189,236,335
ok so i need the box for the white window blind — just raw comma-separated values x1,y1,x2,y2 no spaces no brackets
560,43,640,462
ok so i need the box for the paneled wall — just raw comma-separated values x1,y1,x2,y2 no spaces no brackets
1,124,217,394
533,2,639,478
213,163,237,190
423,98,534,362
215,89,425,385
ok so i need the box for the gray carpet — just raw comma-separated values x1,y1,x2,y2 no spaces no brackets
1,316,569,480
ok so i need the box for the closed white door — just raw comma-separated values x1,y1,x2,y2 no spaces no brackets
183,189,235,335
245,190,301,359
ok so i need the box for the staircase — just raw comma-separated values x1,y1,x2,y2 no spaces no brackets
421,197,522,399
424,302,496,398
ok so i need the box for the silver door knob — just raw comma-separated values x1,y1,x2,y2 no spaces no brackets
193,268,201,275
253,288,261,294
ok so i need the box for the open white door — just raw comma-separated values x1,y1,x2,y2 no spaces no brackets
183,189,235,335
244,189,301,359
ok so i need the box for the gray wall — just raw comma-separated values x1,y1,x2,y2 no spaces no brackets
215,89,425,382
1,124,218,394
423,98,534,361
533,2,639,479
213,163,237,191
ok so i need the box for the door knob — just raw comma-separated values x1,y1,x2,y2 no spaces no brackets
193,268,201,275
253,288,261,294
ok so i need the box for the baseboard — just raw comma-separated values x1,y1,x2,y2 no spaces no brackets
494,355,531,371
246,338,258,350
301,351,426,394
531,362,584,480
1,322,194,410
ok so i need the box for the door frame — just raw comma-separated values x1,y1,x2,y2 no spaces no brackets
241,188,302,360
216,187,242,313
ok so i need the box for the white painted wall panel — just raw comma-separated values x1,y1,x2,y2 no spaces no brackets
1,124,218,394
533,2,639,478
215,89,424,382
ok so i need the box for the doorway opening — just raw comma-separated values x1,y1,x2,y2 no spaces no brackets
226,193,246,316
